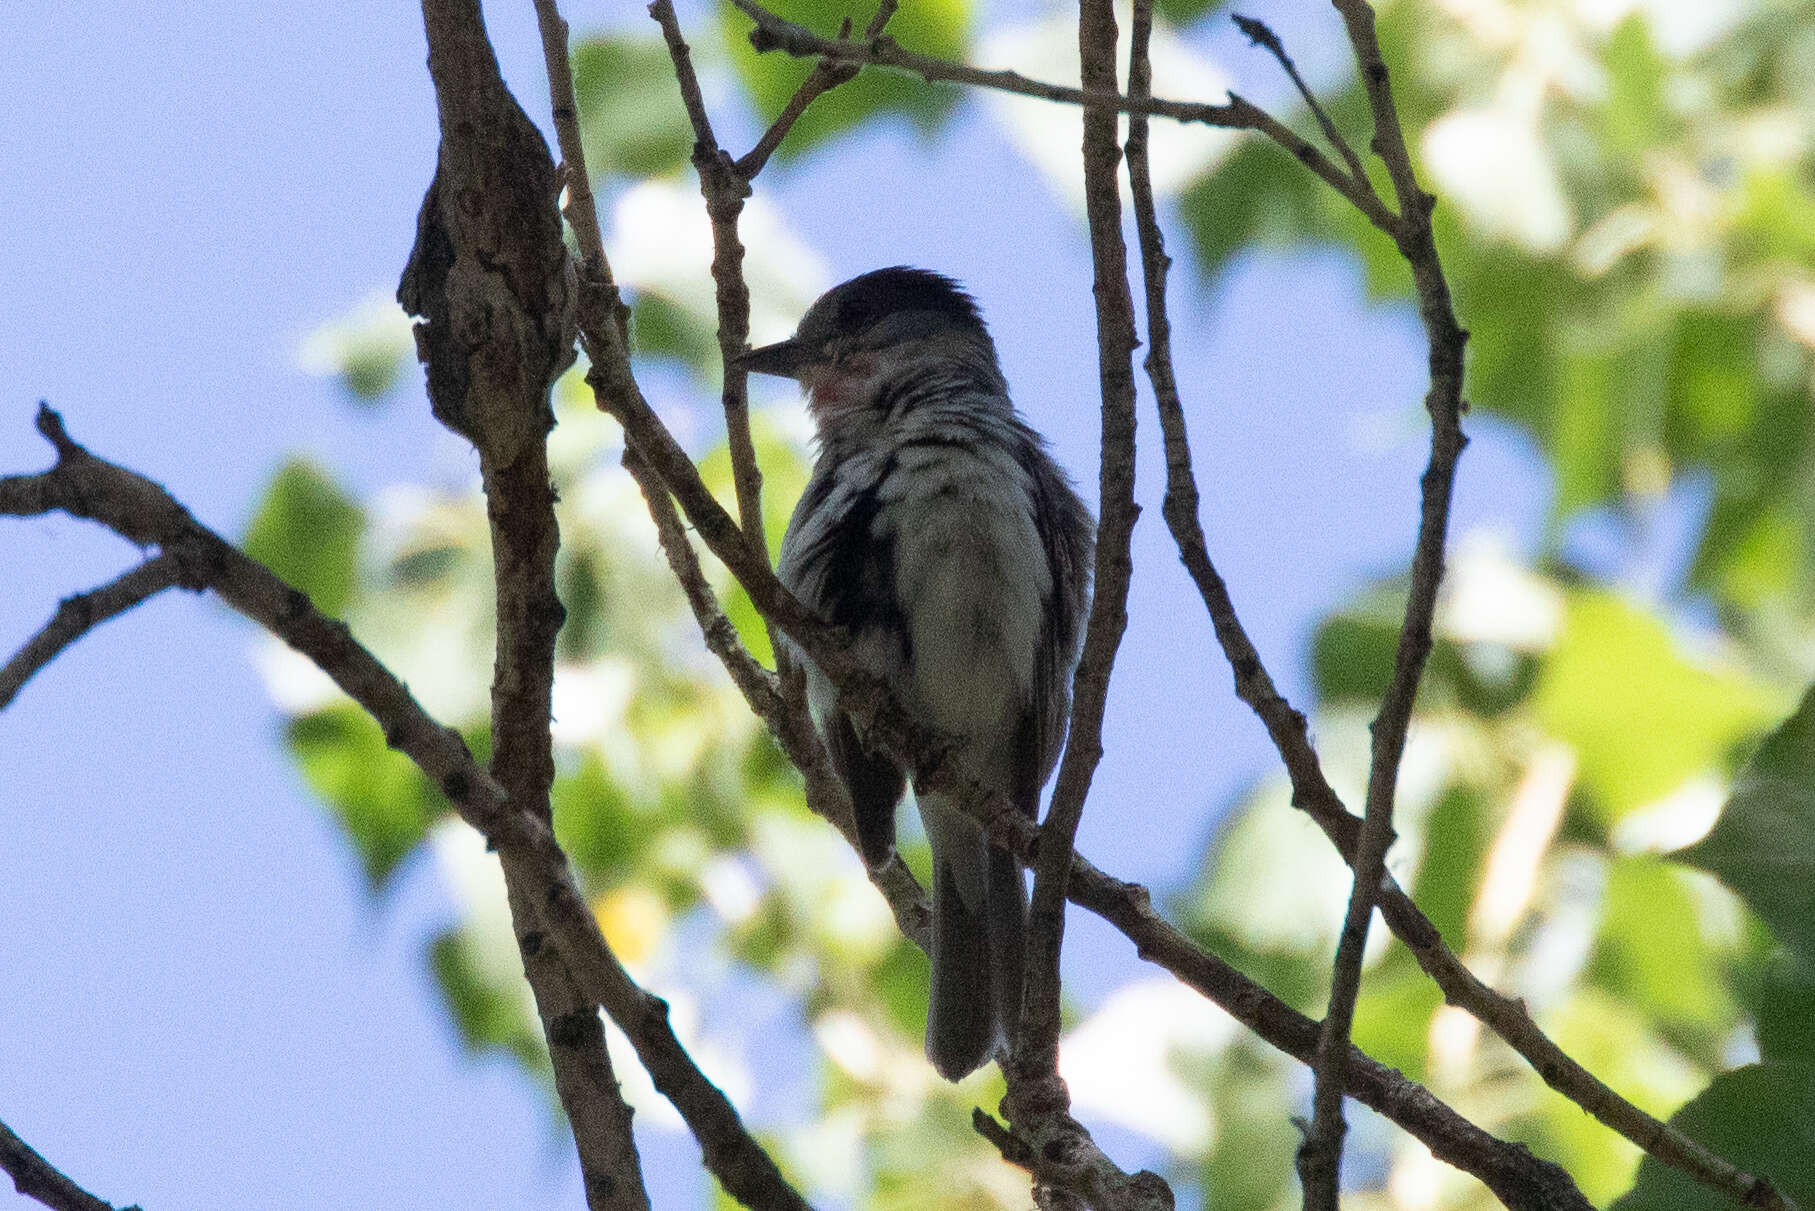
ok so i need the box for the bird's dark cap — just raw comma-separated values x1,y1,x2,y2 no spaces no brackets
738,266,986,378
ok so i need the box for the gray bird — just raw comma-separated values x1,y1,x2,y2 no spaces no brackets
741,267,1094,1080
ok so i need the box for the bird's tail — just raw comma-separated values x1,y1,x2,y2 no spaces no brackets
922,795,1027,1081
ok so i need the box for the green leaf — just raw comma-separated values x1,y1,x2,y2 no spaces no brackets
287,705,440,888
1610,1063,1815,1210
1537,988,1710,1201
1533,591,1780,824
718,0,970,160
243,459,364,617
1197,1043,1299,1211
1439,224,1572,461
550,753,646,878
631,291,717,366
1676,682,1815,968
1587,858,1731,1031
571,35,694,179
1350,949,1443,1080
1744,951,1815,1066
429,928,544,1070
1178,137,1331,281
1601,16,1671,156
1412,784,1493,945
1153,0,1225,26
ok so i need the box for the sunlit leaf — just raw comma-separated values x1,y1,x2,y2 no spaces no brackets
551,752,646,877
1600,16,1672,157
1351,948,1443,1080
243,459,364,618
1610,1063,1815,1210
1587,858,1731,1032
1676,683,1815,968
1536,988,1705,1203
1412,784,1492,944
1533,592,1780,824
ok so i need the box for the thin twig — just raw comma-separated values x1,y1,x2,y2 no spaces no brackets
1300,2,1471,1199
649,0,769,580
733,0,895,178
537,5,1732,1206
1,555,185,711
727,0,1398,234
1007,0,1146,1200
1231,14,1370,189
735,54,856,179
1059,851,1592,1211
531,0,607,261
599,387,1592,1209
0,1117,138,1211
621,441,936,949
570,200,1595,1211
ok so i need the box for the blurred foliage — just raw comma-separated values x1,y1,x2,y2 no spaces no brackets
1173,0,1815,1204
1679,684,1815,968
259,0,1815,1207
243,460,364,617
571,34,695,180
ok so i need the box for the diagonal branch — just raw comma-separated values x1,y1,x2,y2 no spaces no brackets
3,405,814,1211
0,1117,138,1211
521,5,1718,1208
727,0,1396,234
0,404,1589,1209
732,0,897,178
1,554,187,712
1231,14,1370,192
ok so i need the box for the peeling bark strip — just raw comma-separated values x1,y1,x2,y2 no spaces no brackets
400,0,575,463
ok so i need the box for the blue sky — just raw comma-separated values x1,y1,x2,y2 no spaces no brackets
0,0,1552,1207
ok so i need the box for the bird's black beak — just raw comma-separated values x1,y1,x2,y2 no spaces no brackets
736,338,813,379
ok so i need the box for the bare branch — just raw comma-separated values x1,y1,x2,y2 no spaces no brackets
535,6,1743,1206
1,401,1593,1208
735,42,856,178
1300,2,1470,1197
530,0,607,261
406,1,647,1202
1061,852,1592,1211
727,0,1397,234
1,554,185,712
1230,13,1371,192
572,237,1595,1211
1001,0,1147,1203
648,0,768,580
0,404,814,1211
0,1118,138,1211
